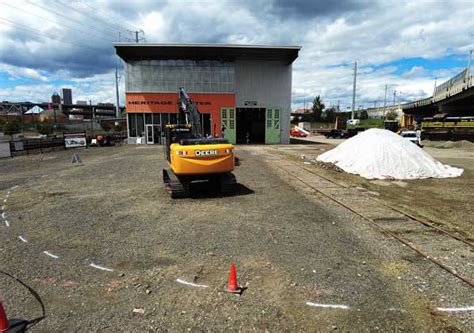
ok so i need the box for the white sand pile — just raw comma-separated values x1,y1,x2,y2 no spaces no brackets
317,129,463,180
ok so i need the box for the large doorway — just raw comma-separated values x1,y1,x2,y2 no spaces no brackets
236,108,265,144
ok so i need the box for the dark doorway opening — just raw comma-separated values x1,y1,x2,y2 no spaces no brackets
236,108,265,144
201,113,211,137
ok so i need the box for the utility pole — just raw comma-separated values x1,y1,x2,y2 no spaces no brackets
393,90,397,106
89,100,94,137
433,77,437,95
135,31,139,43
383,84,387,120
115,67,120,119
351,61,357,120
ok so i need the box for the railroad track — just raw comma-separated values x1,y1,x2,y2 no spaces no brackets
273,157,474,288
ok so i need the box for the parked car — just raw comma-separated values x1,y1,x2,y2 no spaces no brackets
324,129,349,139
290,128,307,137
400,130,422,146
347,119,360,126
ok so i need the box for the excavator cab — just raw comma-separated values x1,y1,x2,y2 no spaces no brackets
162,88,237,198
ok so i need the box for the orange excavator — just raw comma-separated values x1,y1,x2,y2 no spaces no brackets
162,88,237,198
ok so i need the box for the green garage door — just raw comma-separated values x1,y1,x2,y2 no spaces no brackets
265,108,281,144
221,108,236,144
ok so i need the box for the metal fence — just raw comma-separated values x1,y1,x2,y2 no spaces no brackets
9,137,65,156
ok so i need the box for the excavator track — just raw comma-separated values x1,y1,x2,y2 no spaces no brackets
219,172,237,194
163,169,190,199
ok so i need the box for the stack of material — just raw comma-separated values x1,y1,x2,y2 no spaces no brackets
316,129,463,180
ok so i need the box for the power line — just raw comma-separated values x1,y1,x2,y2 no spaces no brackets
0,1,116,43
79,0,142,33
0,17,105,52
24,0,120,40
51,0,132,37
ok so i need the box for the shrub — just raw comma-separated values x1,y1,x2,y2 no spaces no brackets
101,122,111,132
36,122,53,135
112,124,123,132
4,120,21,136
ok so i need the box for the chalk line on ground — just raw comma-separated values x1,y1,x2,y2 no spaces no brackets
437,306,474,312
176,279,209,288
18,236,28,243
43,251,59,259
306,302,350,309
4,220,9,227
89,263,114,272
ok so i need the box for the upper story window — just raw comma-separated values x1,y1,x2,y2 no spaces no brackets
126,60,235,93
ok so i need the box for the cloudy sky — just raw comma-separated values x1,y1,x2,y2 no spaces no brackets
0,0,473,111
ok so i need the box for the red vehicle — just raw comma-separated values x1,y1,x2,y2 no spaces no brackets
290,128,308,137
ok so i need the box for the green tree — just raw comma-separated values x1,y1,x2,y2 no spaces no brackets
385,110,398,121
36,122,53,135
324,106,337,123
4,120,21,137
360,110,369,120
310,96,325,122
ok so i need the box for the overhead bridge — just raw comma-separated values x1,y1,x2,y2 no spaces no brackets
401,54,474,118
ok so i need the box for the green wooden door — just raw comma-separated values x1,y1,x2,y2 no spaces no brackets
265,108,281,144
221,108,236,144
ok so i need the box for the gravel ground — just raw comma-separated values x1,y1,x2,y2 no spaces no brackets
0,144,472,332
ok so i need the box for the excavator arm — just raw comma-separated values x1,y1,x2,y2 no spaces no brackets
178,87,202,139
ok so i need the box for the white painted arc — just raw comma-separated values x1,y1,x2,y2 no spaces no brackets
176,278,209,288
43,251,59,259
306,302,350,309
89,263,114,272
437,306,474,312
4,220,10,227
18,236,27,243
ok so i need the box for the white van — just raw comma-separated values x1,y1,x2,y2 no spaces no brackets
400,130,422,147
346,119,360,126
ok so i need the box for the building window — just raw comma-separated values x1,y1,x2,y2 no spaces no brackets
126,60,235,93
129,113,136,137
145,113,152,125
136,113,144,137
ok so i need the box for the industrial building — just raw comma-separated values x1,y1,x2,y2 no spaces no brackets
114,43,300,144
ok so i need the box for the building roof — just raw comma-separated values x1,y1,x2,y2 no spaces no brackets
113,43,301,63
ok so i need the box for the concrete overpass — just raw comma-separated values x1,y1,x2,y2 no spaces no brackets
401,52,474,119
365,51,474,121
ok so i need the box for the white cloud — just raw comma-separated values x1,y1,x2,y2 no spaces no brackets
0,64,48,82
0,0,473,110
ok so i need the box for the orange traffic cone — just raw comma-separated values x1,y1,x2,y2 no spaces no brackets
226,263,240,293
0,300,10,333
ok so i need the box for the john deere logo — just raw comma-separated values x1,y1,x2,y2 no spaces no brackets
195,150,218,156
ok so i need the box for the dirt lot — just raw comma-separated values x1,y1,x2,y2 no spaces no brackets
280,136,474,240
0,144,472,332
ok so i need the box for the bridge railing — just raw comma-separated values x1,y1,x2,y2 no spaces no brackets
433,68,472,102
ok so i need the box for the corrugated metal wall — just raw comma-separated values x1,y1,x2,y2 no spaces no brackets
235,60,292,144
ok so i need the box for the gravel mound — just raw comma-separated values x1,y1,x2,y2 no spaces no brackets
316,129,464,180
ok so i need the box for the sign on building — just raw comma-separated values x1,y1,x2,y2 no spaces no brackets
64,132,87,149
